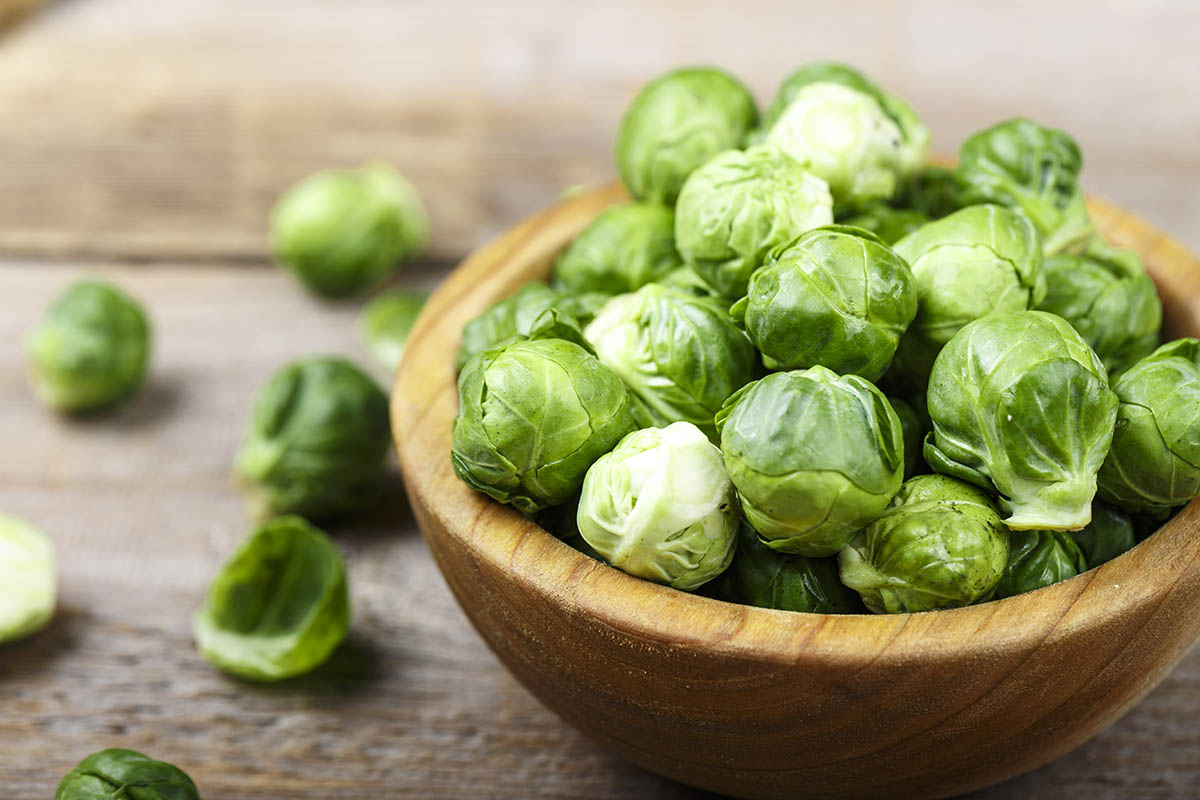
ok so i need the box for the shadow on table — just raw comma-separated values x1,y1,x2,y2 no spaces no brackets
330,467,416,543
55,377,186,433
0,605,85,679
232,631,389,703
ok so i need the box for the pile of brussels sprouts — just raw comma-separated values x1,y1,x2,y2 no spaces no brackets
452,62,1197,615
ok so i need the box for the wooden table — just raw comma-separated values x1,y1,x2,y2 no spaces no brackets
1,1,1197,797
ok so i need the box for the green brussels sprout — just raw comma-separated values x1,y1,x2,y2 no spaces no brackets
456,282,605,371
194,516,349,682
55,748,199,800
759,61,930,181
359,287,428,372
552,203,681,295
715,367,904,556
838,474,1009,613
1069,502,1136,569
1037,239,1162,375
895,166,966,219
925,310,1118,531
615,66,757,205
956,118,1094,256
657,265,723,299
840,203,930,245
452,336,636,514
991,530,1087,600
765,82,907,207
27,279,151,413
576,422,739,590
1097,339,1200,515
674,144,834,298
889,395,928,480
584,284,757,440
731,225,917,380
892,204,1045,382
0,513,56,645
270,162,428,298
236,357,391,521
721,519,863,613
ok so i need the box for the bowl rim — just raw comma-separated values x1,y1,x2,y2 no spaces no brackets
393,181,1200,670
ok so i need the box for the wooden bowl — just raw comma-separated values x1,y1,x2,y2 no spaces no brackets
392,184,1200,800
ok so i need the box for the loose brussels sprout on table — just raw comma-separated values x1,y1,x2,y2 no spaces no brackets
27,279,151,413
552,202,681,295
1098,339,1200,515
452,335,636,515
615,66,757,205
956,118,1094,256
584,283,756,440
449,59,1193,616
55,748,199,800
991,530,1088,600
1037,238,1162,376
892,204,1045,383
194,516,349,682
674,144,833,299
925,311,1118,531
576,422,739,590
0,513,56,645
839,475,1009,613
271,161,428,298
731,224,917,380
236,357,392,521
715,367,904,557
718,520,863,613
359,287,428,372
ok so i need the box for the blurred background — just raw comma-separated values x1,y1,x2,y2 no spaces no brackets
1,0,1198,263
1,1,1197,798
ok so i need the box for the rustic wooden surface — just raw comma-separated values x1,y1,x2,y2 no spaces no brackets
0,0,1198,797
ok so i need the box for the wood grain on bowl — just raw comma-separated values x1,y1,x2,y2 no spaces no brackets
392,184,1200,800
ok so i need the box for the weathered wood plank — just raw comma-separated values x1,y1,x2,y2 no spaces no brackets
0,261,1195,798
0,0,1197,263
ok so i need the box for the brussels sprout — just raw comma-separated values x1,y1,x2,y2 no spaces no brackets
27,279,151,413
840,203,930,245
715,367,904,556
452,336,636,514
270,162,428,298
552,203,681,295
674,144,834,298
765,82,906,207
925,310,1118,530
760,61,930,180
456,282,605,371
721,519,863,613
194,516,349,682
1070,501,1137,569
1037,239,1162,375
0,513,56,644
892,204,1045,382
657,265,723,299
991,530,1087,600
895,166,966,219
359,288,428,372
615,66,757,205
585,284,757,440
889,396,927,480
956,118,1094,256
55,748,199,800
838,474,1009,613
1097,339,1200,515
731,225,917,380
236,357,391,521
576,422,738,590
